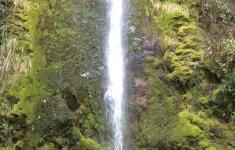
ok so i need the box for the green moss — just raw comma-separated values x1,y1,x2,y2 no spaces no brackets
0,141,23,150
135,56,179,146
183,92,193,102
78,138,101,150
164,97,176,115
205,147,217,150
73,127,83,141
175,48,202,60
154,12,188,34
83,114,97,136
145,56,162,68
164,51,193,82
178,36,201,49
199,140,210,148
10,76,51,123
152,1,204,84
131,0,235,149
7,0,77,125
72,127,101,150
171,111,203,141
199,139,217,150
39,143,55,150
197,96,208,104
0,147,15,150
7,0,53,123
199,140,218,150
178,24,197,37
145,66,168,98
171,110,214,142
135,46,142,53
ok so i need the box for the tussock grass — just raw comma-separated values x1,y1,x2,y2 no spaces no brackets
13,0,27,9
150,1,189,18
0,37,18,76
160,3,189,17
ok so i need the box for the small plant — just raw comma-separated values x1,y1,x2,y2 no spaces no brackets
219,3,231,14
231,112,235,123
221,69,235,120
224,39,235,54
222,69,235,97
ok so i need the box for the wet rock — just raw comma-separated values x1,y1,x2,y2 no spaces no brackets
134,78,148,108
80,72,92,79
134,54,144,64
129,26,136,33
210,126,223,138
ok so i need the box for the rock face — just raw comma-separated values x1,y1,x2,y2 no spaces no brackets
0,0,107,149
128,0,235,149
0,0,235,150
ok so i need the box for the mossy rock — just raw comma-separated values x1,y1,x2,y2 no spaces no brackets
198,139,217,150
145,56,163,68
152,1,204,85
178,24,197,37
154,12,189,34
78,138,101,150
171,110,214,142
9,76,52,124
39,143,55,150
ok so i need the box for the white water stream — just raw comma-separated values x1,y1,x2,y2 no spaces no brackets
105,0,125,149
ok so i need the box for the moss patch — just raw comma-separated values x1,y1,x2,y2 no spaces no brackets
171,110,214,142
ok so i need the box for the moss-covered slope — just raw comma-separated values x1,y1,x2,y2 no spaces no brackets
0,0,107,149
129,0,235,149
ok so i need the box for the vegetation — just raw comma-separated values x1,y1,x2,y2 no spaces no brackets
129,0,235,149
0,0,235,149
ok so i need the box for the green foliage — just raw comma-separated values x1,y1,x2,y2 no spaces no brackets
197,96,208,105
151,1,204,85
183,82,210,105
9,76,51,123
73,127,83,141
0,118,11,146
220,69,235,118
72,127,101,150
224,39,235,54
199,140,210,149
222,69,235,98
145,56,162,68
171,111,202,141
171,110,214,142
204,0,232,14
7,0,77,124
0,98,11,117
131,0,235,149
78,138,101,150
154,12,188,33
205,38,235,77
134,54,179,147
39,143,55,150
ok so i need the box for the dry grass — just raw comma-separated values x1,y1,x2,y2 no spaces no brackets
0,36,17,95
150,0,161,11
161,3,189,17
150,0,189,18
0,35,31,95
13,0,27,9
0,37,18,76
163,35,178,50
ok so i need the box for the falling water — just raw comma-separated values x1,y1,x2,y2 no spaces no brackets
105,0,125,149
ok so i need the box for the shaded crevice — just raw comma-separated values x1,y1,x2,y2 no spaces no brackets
62,88,80,111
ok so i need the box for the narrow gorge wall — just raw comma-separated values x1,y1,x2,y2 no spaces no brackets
128,0,235,149
0,0,235,150
0,0,108,149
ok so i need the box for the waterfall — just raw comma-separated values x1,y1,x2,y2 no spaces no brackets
105,0,125,149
